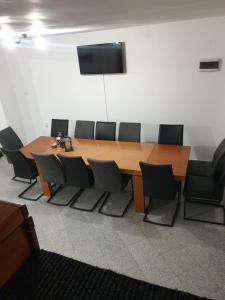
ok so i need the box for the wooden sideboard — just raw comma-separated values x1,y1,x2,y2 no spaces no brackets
0,200,40,287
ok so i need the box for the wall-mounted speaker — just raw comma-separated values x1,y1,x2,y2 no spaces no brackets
199,59,222,71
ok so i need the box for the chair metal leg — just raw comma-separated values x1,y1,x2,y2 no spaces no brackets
184,198,225,226
18,179,43,201
98,192,133,218
47,185,64,206
12,176,32,184
70,189,106,212
143,191,181,227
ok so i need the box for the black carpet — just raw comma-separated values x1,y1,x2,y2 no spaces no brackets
0,250,211,300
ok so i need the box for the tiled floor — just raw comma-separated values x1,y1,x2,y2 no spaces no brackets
0,156,224,300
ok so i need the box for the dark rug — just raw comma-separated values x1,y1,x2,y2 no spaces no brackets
0,250,211,300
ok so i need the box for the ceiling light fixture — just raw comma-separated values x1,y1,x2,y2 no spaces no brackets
0,30,47,50
16,34,32,46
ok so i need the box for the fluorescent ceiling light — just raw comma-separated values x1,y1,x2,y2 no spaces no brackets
29,20,46,36
27,11,43,21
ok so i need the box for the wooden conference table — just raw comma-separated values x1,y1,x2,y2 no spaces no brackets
21,136,191,213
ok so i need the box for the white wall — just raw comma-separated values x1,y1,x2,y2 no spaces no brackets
0,100,7,130
1,16,225,159
0,51,27,139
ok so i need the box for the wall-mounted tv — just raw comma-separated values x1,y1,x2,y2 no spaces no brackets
77,42,124,75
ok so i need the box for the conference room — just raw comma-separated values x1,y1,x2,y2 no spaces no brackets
0,2,224,300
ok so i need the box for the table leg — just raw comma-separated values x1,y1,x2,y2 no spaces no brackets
132,175,144,213
36,162,53,197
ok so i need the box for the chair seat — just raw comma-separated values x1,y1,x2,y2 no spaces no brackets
187,160,212,177
184,175,216,200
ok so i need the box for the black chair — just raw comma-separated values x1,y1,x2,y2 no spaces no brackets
0,127,24,174
187,138,225,178
118,122,141,142
58,155,105,211
140,162,181,227
87,158,132,217
183,157,225,225
95,122,116,141
2,149,42,201
158,124,184,146
51,119,69,137
32,153,74,206
74,120,95,139
0,126,23,150
0,127,26,183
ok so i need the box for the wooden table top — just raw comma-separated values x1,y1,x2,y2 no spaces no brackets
21,136,191,180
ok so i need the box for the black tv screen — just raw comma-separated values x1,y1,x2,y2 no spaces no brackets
77,42,124,74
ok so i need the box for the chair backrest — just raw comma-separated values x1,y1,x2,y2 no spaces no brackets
95,121,116,141
2,149,36,179
158,124,184,146
139,162,177,200
32,153,65,185
58,155,92,188
51,119,69,137
214,156,225,200
74,120,95,139
118,122,141,142
87,158,123,193
0,127,23,150
212,138,225,171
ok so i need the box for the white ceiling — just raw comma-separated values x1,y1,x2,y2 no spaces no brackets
1,0,225,36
